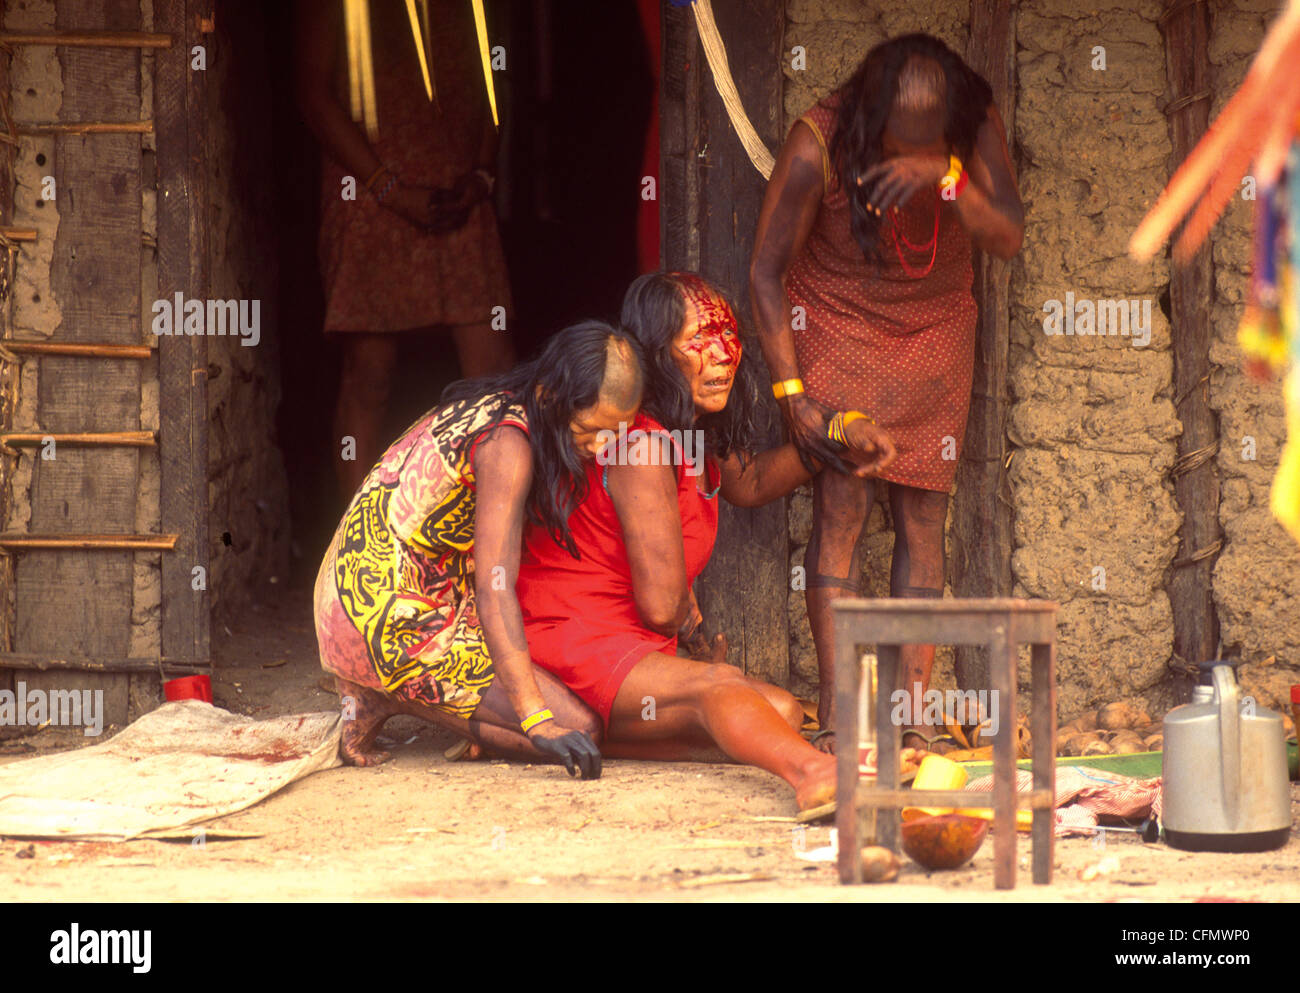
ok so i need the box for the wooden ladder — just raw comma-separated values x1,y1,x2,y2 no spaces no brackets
0,9,211,683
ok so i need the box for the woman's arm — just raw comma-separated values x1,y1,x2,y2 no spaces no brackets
470,427,545,720
605,436,690,638
718,444,814,508
749,122,847,466
950,104,1023,259
719,419,899,507
472,426,600,776
292,0,382,185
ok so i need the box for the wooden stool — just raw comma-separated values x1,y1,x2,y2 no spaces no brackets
832,598,1058,889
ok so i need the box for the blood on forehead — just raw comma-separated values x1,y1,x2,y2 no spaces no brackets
671,273,742,372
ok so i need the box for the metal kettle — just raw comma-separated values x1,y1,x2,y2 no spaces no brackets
1162,660,1292,852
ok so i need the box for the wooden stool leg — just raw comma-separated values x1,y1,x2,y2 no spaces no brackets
990,625,1017,889
1031,640,1057,884
876,642,901,853
835,618,862,884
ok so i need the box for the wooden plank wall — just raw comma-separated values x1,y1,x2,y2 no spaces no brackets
12,0,145,722
952,0,1016,693
662,0,790,685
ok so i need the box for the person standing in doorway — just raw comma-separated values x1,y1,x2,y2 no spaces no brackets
295,0,516,502
749,34,1023,753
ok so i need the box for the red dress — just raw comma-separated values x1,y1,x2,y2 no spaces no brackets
787,91,978,492
516,415,720,726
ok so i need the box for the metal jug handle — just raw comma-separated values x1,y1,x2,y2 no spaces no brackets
1211,664,1241,828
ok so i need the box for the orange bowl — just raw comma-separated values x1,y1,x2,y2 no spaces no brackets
900,813,989,870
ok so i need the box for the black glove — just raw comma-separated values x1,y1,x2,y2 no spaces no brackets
528,725,602,780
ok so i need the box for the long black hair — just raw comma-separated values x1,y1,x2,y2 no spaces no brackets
828,33,993,264
619,271,773,462
441,320,644,558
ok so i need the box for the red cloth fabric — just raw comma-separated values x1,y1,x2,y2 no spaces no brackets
517,415,720,726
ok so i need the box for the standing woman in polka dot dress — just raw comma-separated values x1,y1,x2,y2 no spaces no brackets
749,34,1024,753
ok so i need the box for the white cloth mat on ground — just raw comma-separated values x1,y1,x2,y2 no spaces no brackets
0,700,341,841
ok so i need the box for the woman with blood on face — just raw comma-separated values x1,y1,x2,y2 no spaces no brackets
511,272,898,813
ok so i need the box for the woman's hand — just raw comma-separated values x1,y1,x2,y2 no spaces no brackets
858,153,949,214
677,594,706,656
782,394,854,471
381,183,439,228
379,176,481,233
842,419,898,477
526,721,602,779
781,393,832,449
426,170,488,233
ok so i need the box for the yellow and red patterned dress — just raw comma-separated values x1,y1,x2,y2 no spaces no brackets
313,393,527,717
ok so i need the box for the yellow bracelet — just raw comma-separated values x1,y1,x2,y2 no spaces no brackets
940,154,963,188
826,414,843,446
520,708,554,734
828,410,874,447
772,378,804,400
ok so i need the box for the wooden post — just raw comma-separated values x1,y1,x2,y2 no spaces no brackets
953,0,1016,693
1160,0,1219,683
0,0,13,683
156,0,211,669
659,3,697,273
662,0,790,685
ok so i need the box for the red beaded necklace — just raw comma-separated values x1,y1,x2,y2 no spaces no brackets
888,194,941,278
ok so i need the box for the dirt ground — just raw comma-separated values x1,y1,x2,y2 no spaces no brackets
2,582,1298,902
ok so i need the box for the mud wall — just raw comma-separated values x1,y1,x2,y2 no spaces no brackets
1009,0,1181,720
779,0,1298,715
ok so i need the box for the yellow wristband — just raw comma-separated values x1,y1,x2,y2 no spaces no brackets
826,413,844,446
843,410,874,426
772,378,804,400
520,708,554,734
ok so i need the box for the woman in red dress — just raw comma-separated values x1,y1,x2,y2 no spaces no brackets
749,34,1024,752
514,272,898,812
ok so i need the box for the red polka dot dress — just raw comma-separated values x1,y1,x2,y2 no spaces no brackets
787,92,977,493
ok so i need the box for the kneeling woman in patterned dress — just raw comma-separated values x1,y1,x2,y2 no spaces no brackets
514,273,898,812
313,321,645,778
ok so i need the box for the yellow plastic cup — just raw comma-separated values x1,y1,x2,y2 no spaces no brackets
901,753,967,821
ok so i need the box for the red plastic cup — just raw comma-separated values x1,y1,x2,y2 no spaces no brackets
164,674,213,703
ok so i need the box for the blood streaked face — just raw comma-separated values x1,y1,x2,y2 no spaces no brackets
669,274,741,416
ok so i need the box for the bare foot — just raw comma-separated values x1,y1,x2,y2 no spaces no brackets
809,729,836,754
901,727,960,755
793,753,838,812
444,738,485,762
813,699,837,754
337,677,397,767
